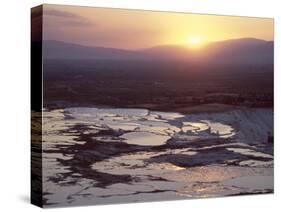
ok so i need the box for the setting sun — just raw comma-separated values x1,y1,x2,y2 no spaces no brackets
187,36,203,48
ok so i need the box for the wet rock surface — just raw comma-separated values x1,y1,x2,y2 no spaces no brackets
41,107,273,207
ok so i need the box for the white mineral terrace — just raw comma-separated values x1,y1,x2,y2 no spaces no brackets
40,107,273,207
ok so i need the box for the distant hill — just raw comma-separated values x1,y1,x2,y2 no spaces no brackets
43,40,139,60
43,38,273,66
201,38,273,65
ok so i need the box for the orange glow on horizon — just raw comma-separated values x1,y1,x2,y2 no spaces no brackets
43,5,274,50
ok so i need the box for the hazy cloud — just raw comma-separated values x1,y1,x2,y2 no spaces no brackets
45,9,81,19
44,8,95,27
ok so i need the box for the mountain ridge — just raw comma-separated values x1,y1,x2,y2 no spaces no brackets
42,38,273,65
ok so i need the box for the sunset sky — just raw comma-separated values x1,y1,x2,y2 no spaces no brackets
43,4,274,50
